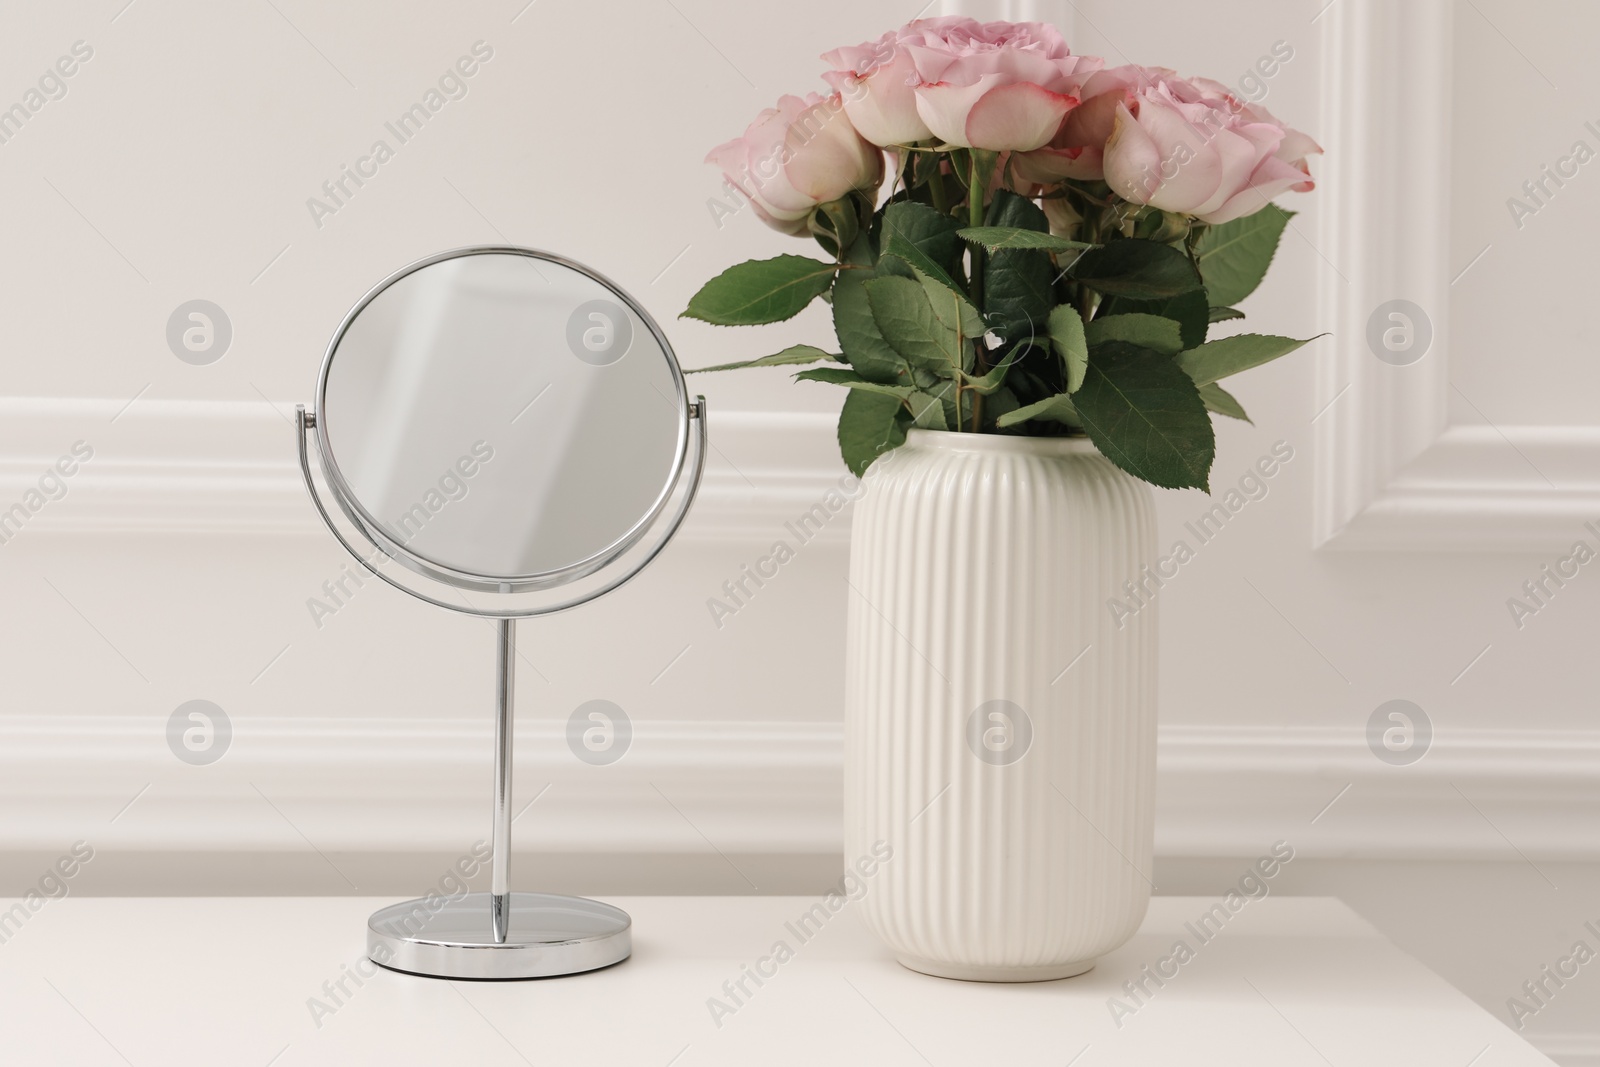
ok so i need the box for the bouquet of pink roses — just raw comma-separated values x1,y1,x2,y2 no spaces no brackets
684,17,1320,491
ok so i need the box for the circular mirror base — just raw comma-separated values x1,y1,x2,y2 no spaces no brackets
367,892,631,980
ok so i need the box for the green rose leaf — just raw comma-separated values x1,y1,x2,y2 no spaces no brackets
832,267,906,384
682,255,838,325
1199,381,1251,423
1047,304,1089,393
865,274,974,375
1208,306,1246,324
956,227,1094,253
906,390,950,430
966,350,1020,395
1073,341,1215,491
980,191,1056,350
1176,333,1318,387
879,201,963,291
690,344,840,373
1194,205,1292,307
795,366,916,399
1067,239,1203,299
996,392,1082,429
916,269,986,342
837,390,907,476
1085,313,1184,357
1102,290,1211,350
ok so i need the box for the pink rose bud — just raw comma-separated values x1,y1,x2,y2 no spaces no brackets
706,92,885,236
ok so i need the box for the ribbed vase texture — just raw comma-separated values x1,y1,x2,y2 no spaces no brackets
844,430,1157,981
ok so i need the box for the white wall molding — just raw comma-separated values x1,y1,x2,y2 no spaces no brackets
0,717,843,856
1313,0,1454,549
0,397,852,543
1314,0,1600,552
7,716,1599,863
1157,724,1600,861
1319,425,1600,550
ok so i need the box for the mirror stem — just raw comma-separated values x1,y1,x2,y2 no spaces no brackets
491,617,515,944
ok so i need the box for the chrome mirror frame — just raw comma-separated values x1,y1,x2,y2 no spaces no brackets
306,245,700,598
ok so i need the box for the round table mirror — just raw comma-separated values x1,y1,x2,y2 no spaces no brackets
295,246,706,980
315,248,691,591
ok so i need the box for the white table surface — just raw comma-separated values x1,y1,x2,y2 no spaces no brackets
0,895,1550,1066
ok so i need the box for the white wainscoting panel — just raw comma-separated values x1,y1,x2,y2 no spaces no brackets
1313,0,1600,552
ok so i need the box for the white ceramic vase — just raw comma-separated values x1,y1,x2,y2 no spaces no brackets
843,429,1158,982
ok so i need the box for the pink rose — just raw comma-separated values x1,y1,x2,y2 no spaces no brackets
823,17,1100,152
820,31,930,147
907,17,1100,151
1100,71,1320,224
1189,77,1323,171
1014,65,1152,183
706,92,885,236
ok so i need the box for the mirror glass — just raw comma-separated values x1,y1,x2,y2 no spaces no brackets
319,250,686,583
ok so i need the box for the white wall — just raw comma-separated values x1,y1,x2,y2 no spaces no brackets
1,0,1596,1061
